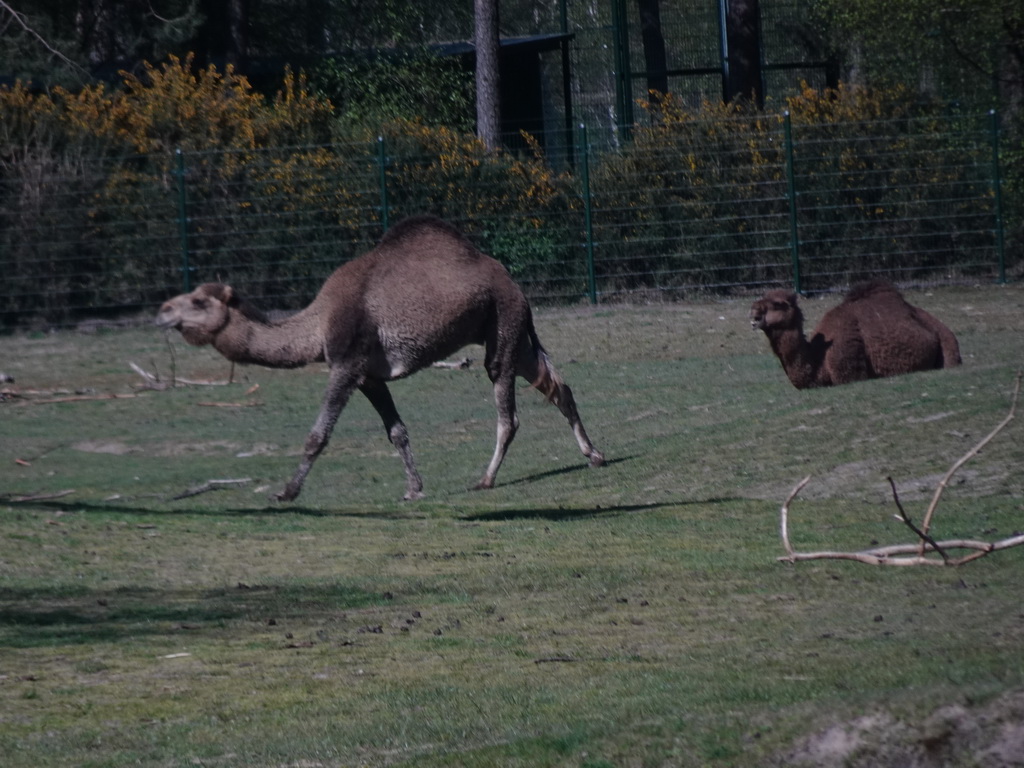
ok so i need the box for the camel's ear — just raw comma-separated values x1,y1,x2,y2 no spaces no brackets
203,284,237,307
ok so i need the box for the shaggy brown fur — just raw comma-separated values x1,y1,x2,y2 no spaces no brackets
156,215,605,501
749,280,961,389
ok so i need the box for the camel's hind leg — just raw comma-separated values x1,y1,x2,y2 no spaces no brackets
520,346,605,469
474,327,604,491
277,365,359,502
360,379,424,500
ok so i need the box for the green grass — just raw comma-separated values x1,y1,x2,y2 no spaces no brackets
1,285,1023,766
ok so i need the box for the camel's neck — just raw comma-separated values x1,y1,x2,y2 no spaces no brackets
214,306,325,369
765,328,823,389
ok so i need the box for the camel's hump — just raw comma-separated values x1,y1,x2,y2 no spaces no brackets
844,279,903,303
378,215,467,246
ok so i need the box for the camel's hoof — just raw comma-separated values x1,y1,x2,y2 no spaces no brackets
274,487,299,502
403,490,426,501
471,479,494,492
589,451,607,468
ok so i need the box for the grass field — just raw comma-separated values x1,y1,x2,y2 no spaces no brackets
2,284,1024,767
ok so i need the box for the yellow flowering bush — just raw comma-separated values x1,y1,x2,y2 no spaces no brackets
588,84,996,295
381,119,583,291
0,62,1009,323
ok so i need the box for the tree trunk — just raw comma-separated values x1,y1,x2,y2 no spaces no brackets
474,0,501,150
724,0,763,107
636,0,669,103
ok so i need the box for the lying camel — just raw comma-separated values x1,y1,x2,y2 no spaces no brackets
749,280,961,389
156,215,605,501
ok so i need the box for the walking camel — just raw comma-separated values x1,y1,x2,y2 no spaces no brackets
156,215,605,501
749,280,961,389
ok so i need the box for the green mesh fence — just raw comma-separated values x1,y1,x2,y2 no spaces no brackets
0,112,1012,328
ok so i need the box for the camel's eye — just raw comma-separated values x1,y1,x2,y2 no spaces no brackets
192,298,207,309
772,301,788,310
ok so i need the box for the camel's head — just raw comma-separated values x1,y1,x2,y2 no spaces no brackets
749,289,802,332
156,283,238,347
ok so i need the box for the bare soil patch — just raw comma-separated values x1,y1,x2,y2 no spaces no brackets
779,688,1024,767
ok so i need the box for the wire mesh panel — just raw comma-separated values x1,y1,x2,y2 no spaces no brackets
0,153,182,326
178,141,383,309
586,112,792,301
0,112,1012,328
789,113,1000,290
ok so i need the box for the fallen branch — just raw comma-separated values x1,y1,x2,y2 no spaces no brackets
29,393,143,404
3,489,76,502
172,477,251,500
129,362,233,387
431,357,474,370
779,371,1023,567
887,477,948,563
195,401,262,408
917,370,1021,546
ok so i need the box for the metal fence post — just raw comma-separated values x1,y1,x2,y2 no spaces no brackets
989,110,1006,284
174,148,192,292
377,135,390,231
578,123,598,305
610,0,634,142
783,111,802,293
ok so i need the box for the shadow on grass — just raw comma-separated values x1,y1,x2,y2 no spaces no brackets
0,583,386,649
497,454,633,487
2,497,422,520
459,501,678,522
2,456,633,520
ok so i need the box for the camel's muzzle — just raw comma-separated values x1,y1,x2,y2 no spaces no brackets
155,307,181,330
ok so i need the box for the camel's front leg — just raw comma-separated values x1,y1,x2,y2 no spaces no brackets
359,379,424,500
276,365,358,502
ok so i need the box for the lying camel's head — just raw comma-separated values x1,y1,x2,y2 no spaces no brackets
156,283,238,347
749,289,801,331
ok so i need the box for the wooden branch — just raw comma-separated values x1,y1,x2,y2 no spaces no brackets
887,476,948,563
172,477,252,500
779,475,811,559
918,370,1021,543
778,371,1023,568
195,401,262,408
3,489,75,502
129,362,233,387
0,1,90,75
29,393,142,404
431,357,474,370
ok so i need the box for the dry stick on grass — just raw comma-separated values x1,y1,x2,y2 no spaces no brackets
172,477,252,501
165,332,177,386
3,489,76,503
431,357,474,370
917,370,1022,547
779,371,1024,567
887,476,948,563
30,393,142,404
129,362,234,388
195,401,262,408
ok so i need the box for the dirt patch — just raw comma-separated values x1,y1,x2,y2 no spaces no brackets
746,466,990,504
71,440,283,457
72,440,138,455
778,689,1024,767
